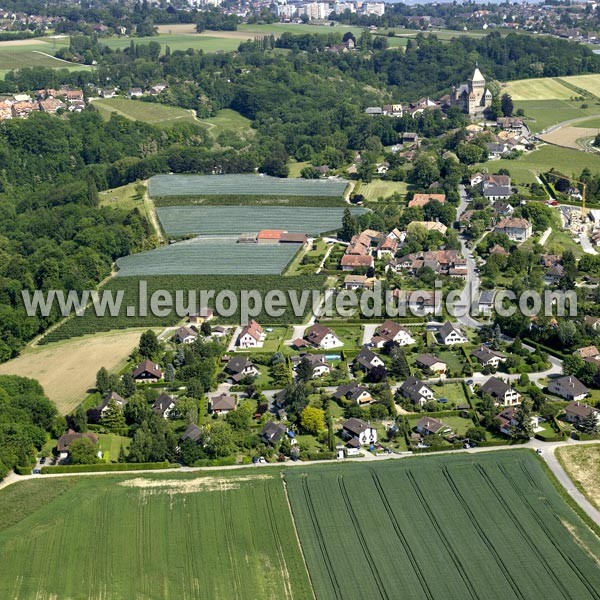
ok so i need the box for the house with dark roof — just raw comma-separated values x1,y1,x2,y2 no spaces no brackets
133,359,163,383
548,376,589,402
342,418,377,447
399,377,435,407
471,345,506,369
438,322,468,345
57,430,99,461
305,324,343,350
477,290,496,316
353,346,385,374
333,383,373,405
181,423,202,443
89,391,127,423
260,420,286,445
291,354,331,378
564,401,599,425
415,416,449,436
415,354,447,375
224,356,259,383
153,393,177,419
480,376,521,406
174,326,198,344
210,393,237,415
370,320,415,348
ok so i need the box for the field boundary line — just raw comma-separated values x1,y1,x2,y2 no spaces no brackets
281,477,317,600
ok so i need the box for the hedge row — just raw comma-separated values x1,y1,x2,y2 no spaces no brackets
41,461,177,474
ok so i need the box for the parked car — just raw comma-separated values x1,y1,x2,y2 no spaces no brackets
39,457,46,464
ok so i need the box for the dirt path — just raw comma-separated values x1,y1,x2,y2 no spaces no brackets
142,179,165,244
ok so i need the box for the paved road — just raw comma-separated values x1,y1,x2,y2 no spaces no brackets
538,227,552,246
3,439,598,523
456,185,482,329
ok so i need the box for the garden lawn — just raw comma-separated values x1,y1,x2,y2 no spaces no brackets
98,434,132,463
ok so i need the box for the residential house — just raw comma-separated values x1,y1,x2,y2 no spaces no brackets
399,377,435,407
365,106,383,115
388,250,466,277
489,244,509,256
563,401,599,425
495,406,541,435
471,345,506,369
407,193,446,208
573,346,599,359
342,418,377,447
57,430,99,461
260,420,286,445
152,393,177,419
340,254,374,271
210,393,237,415
480,376,522,406
38,98,65,114
181,423,202,443
66,89,84,102
174,326,198,344
305,324,343,350
190,308,214,324
391,289,441,316
344,275,373,290
292,354,331,378
584,315,600,330
237,320,265,348
548,375,589,401
477,290,496,316
408,221,448,235
333,383,373,405
354,346,385,374
375,237,398,260
487,142,510,159
224,356,259,383
438,322,469,345
370,320,415,348
497,116,524,134
128,88,143,98
99,88,117,98
89,391,127,423
11,101,38,118
493,201,514,217
494,218,532,242
415,416,449,436
133,359,163,383
483,184,512,202
415,354,447,375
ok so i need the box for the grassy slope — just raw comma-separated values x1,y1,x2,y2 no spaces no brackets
92,97,197,127
0,473,313,599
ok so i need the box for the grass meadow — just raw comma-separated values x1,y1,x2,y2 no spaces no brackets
92,97,197,127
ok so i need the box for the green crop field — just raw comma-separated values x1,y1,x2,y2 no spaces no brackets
155,205,364,237
476,144,600,189
197,108,254,139
92,97,197,127
116,237,300,276
0,40,90,77
0,472,313,599
514,98,600,132
39,274,327,343
285,451,600,600
359,179,408,201
501,77,574,101
561,74,600,98
149,173,348,198
1,451,599,599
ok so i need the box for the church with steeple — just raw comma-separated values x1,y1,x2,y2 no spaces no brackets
450,65,492,117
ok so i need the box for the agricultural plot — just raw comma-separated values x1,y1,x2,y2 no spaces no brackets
539,126,600,150
0,329,149,414
359,179,408,201
40,274,327,342
0,473,313,599
514,99,600,133
155,205,363,237
116,237,299,276
285,451,600,600
556,444,600,511
92,98,196,127
561,74,600,98
501,77,574,101
148,173,348,199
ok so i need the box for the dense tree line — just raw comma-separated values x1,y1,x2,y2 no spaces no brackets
0,375,59,478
